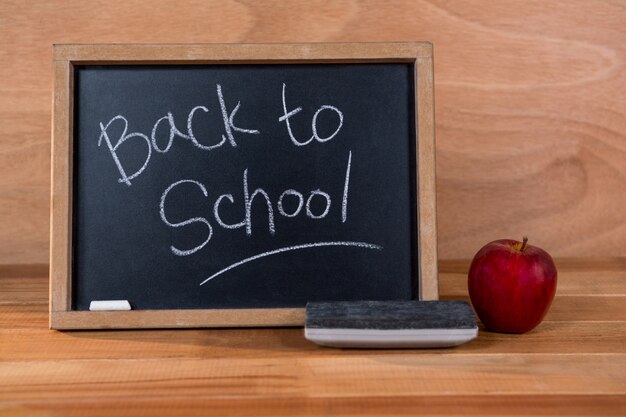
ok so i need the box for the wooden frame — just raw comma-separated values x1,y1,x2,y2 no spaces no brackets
50,43,438,329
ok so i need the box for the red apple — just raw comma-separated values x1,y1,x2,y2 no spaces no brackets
468,237,557,333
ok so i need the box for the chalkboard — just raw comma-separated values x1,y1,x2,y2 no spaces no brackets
50,43,438,329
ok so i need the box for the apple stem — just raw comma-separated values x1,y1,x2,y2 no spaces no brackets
520,236,528,252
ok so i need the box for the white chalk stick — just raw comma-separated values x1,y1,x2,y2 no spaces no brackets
89,300,131,311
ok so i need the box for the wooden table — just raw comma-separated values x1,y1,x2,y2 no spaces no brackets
1,260,625,416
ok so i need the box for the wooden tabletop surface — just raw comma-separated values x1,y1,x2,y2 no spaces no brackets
1,259,625,416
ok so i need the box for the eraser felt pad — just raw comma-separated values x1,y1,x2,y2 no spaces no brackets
305,300,478,348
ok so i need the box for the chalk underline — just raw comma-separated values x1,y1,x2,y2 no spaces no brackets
199,241,383,286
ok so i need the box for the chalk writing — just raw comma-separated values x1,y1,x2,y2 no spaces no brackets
98,116,152,187
159,153,351,253
98,84,261,186
306,190,331,219
98,82,382,281
342,150,352,223
159,179,213,256
277,190,304,217
199,241,383,285
279,83,344,146
217,84,260,147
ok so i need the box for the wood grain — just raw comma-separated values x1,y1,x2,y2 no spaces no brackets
2,396,625,417
0,261,624,415
1,355,624,400
0,1,625,264
1,0,626,413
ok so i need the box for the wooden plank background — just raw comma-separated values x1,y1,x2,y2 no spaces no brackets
0,0,625,264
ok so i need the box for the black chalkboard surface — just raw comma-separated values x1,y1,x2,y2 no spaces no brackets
50,43,437,328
